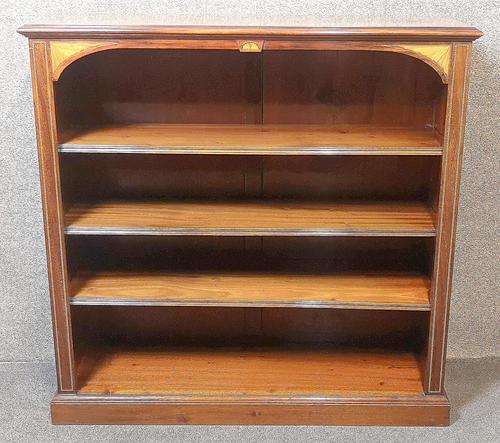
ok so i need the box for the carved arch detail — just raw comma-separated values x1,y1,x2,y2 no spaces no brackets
50,40,451,83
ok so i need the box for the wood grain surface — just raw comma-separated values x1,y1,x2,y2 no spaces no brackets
59,123,443,155
69,271,431,310
64,200,436,236
29,40,76,391
77,345,424,396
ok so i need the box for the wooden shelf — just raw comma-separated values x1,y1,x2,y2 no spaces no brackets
70,271,430,310
64,200,436,236
59,124,443,156
77,346,424,398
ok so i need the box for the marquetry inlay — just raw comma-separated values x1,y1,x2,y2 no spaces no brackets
50,40,451,83
397,44,451,83
50,41,113,80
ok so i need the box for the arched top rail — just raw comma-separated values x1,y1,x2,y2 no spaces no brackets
49,40,452,83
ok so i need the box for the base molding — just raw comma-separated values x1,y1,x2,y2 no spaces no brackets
51,393,450,426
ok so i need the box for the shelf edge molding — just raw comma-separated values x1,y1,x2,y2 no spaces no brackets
64,226,437,237
59,144,444,156
70,297,431,311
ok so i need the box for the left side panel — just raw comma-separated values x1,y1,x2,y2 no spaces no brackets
29,40,75,391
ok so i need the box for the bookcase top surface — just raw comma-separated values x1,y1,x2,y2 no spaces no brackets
18,21,482,41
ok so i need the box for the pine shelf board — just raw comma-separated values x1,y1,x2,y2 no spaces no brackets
64,200,436,236
77,346,425,397
59,124,443,155
69,271,431,310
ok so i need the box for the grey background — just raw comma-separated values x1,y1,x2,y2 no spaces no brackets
1,1,498,368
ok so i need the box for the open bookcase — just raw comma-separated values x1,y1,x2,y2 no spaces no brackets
19,23,482,425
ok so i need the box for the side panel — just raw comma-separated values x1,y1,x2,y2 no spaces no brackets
29,40,75,391
425,43,472,393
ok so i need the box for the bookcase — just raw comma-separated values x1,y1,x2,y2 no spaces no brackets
18,23,482,426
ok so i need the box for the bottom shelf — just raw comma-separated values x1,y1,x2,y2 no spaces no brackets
56,344,449,425
76,345,424,398
65,304,445,425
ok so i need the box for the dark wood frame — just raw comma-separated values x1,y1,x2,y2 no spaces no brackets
19,24,482,426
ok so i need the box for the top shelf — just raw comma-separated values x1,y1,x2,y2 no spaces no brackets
59,124,443,156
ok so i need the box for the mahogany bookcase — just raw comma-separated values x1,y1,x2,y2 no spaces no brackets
18,23,482,426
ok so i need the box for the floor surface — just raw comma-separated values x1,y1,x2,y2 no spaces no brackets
0,358,498,442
